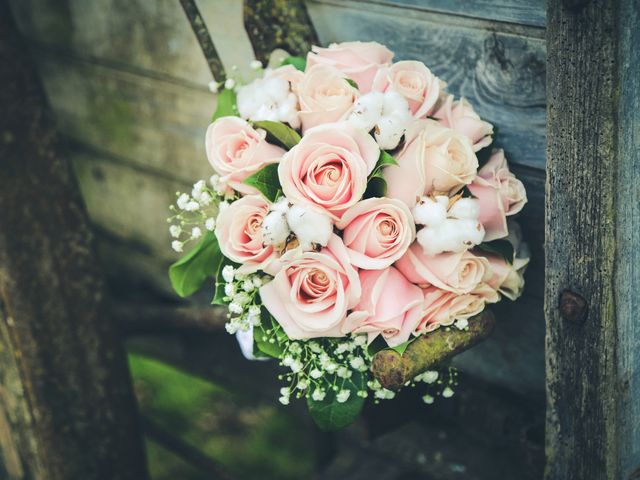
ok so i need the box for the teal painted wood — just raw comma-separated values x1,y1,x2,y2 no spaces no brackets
339,0,546,27
615,0,640,475
306,0,547,171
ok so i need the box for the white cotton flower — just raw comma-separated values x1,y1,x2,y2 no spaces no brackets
442,387,455,398
312,389,326,402
176,193,190,210
236,76,300,129
261,210,290,247
448,197,480,220
171,241,183,253
336,390,351,403
191,227,202,239
169,225,181,238
348,92,384,132
412,197,448,227
224,78,236,90
286,204,333,251
205,218,216,231
222,265,235,283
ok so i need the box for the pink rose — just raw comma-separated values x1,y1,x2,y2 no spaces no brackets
481,253,529,300
259,235,360,340
206,117,285,195
384,120,478,207
372,61,443,117
278,122,379,219
468,149,527,241
214,195,276,274
395,243,492,294
306,41,393,93
416,283,499,334
337,197,415,269
267,64,305,91
343,267,423,347
433,95,493,152
297,64,359,131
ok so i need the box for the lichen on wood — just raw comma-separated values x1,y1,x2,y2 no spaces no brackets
372,310,496,390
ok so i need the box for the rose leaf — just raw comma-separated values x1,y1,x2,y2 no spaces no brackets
281,55,306,71
307,370,366,431
476,239,515,264
212,88,239,121
253,120,302,150
169,232,222,298
242,163,282,202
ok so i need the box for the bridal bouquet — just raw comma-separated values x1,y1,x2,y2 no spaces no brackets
168,41,529,430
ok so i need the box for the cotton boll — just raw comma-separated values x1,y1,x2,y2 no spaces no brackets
375,114,409,150
382,91,410,117
412,197,447,227
262,210,290,247
416,226,448,256
459,219,485,247
449,198,480,220
286,204,333,251
270,197,290,214
348,92,384,132
236,76,299,126
435,195,449,208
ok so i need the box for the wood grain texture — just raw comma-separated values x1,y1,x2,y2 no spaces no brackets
545,0,639,477
244,0,319,63
615,0,640,475
334,0,546,27
306,0,547,171
0,5,148,478
178,0,225,80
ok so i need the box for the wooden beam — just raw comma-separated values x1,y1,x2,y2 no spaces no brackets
545,0,639,478
116,303,227,335
178,0,225,80
0,3,149,479
244,0,319,63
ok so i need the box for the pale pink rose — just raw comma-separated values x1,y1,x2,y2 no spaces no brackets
338,197,415,269
297,64,359,131
416,283,499,333
480,252,529,300
306,41,394,93
343,267,423,347
395,243,492,294
384,120,478,207
433,95,493,152
372,61,443,118
468,149,527,241
214,195,276,274
266,64,305,92
259,234,360,340
278,122,379,219
206,117,285,195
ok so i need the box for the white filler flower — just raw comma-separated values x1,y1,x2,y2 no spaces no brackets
347,91,413,150
236,76,300,129
414,196,485,256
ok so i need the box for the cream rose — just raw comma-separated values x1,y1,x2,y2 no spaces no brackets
372,60,443,118
433,95,493,152
205,117,285,195
259,234,361,340
384,120,479,207
343,267,424,347
416,283,499,334
468,149,527,241
297,64,359,131
306,41,393,93
395,243,492,294
481,253,529,300
214,195,276,274
278,122,379,219
338,197,415,269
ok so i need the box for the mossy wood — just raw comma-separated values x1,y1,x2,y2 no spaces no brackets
372,310,495,390
0,4,148,479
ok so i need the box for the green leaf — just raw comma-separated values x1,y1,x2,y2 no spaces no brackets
281,55,306,71
212,88,238,121
390,339,413,355
307,370,366,431
242,163,282,201
253,120,301,150
363,150,398,199
253,308,286,359
211,257,240,306
367,336,414,357
169,232,222,298
477,239,515,264
345,78,359,90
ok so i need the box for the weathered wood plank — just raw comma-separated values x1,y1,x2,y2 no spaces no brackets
545,0,640,478
306,0,546,171
0,6,148,478
8,0,256,84
316,0,546,28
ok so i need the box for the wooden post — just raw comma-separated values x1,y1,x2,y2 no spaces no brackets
545,0,639,478
0,3,149,479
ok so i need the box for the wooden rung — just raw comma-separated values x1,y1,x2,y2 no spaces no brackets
371,310,496,390
116,303,227,335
